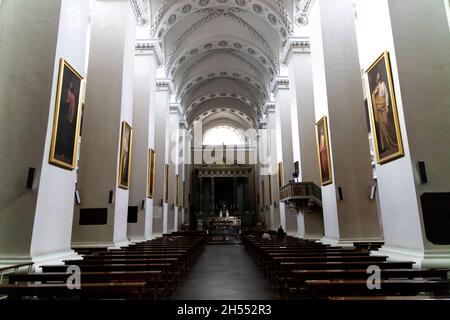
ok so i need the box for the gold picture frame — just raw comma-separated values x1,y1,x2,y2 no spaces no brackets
176,174,180,207
277,162,284,189
147,149,156,198
118,121,133,190
315,116,333,186
49,59,85,170
164,164,169,203
365,51,404,164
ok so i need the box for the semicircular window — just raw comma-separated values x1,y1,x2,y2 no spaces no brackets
203,125,245,146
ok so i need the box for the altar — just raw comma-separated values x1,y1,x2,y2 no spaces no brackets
205,216,242,244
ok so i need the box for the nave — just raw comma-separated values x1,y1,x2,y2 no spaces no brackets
1,232,450,301
0,0,449,306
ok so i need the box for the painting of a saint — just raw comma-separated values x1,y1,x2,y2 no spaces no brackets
316,116,332,186
366,51,404,164
148,149,156,198
49,59,84,170
118,122,132,189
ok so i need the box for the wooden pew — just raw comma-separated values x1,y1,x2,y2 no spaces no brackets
304,279,450,298
0,282,148,300
282,268,450,299
8,271,166,299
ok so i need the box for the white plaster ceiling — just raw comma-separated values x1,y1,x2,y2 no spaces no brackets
149,0,294,128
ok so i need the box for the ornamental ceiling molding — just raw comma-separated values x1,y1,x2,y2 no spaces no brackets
181,77,264,110
130,0,151,26
264,102,276,114
281,37,311,65
156,79,174,93
271,77,290,95
151,0,292,40
135,40,164,66
165,8,279,73
168,38,276,81
186,92,260,115
295,0,315,26
176,49,268,96
189,107,257,128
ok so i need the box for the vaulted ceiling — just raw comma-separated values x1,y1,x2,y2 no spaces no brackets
148,0,296,129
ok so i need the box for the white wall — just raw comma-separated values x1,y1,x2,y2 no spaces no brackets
0,0,62,259
0,0,90,263
31,0,90,259
72,0,135,247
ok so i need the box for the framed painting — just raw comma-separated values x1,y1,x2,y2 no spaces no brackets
176,174,180,207
118,121,133,189
49,59,85,170
147,149,156,198
164,164,169,203
277,162,284,189
315,116,333,186
366,51,404,164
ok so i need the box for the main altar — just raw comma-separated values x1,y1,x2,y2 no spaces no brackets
203,204,242,243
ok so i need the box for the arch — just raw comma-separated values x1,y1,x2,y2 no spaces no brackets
151,0,292,42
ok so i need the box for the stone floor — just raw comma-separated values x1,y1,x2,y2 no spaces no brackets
171,244,280,300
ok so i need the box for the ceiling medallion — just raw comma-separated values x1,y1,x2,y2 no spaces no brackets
199,0,210,6
253,4,263,14
182,4,192,14
235,0,246,6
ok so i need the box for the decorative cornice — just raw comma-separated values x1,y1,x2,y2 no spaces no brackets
156,79,174,94
130,0,151,26
281,37,311,66
135,40,164,66
264,103,276,114
271,77,290,95
169,103,183,116
295,0,315,26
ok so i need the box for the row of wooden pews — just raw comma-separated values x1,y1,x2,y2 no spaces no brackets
244,235,450,300
0,232,206,300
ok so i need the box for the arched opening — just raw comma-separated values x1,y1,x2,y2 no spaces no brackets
203,125,245,146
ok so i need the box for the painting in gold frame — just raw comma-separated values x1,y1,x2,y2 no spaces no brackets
277,162,284,189
147,149,156,198
365,51,404,164
164,165,169,203
315,116,333,186
118,122,133,190
49,59,85,170
176,175,180,207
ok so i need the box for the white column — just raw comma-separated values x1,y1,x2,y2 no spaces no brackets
152,79,171,236
127,40,161,242
168,104,181,232
354,0,450,267
72,0,136,248
0,0,90,265
284,39,325,240
309,0,382,245
263,105,281,230
273,78,298,234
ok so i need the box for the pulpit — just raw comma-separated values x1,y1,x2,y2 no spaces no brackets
279,182,322,211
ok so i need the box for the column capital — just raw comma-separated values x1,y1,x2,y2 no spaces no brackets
135,39,164,65
258,118,268,129
130,0,151,26
169,103,183,116
271,77,290,95
263,103,276,115
156,79,174,93
281,37,311,65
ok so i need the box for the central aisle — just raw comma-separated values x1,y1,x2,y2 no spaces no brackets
171,244,280,300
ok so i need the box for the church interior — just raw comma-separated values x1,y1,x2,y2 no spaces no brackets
0,0,450,304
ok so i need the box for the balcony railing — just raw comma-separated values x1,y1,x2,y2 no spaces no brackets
280,182,322,210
